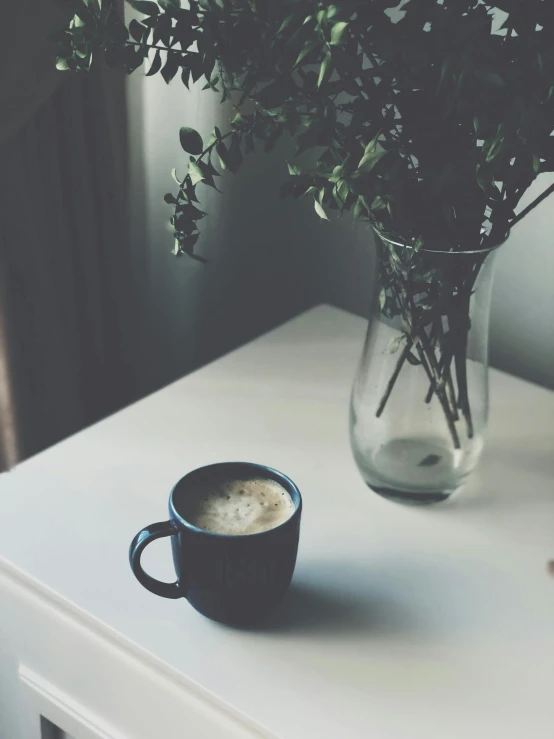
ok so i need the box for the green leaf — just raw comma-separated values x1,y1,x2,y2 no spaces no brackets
146,50,162,76
476,164,487,192
180,127,204,155
216,141,230,170
294,40,319,68
129,19,144,42
164,193,177,204
177,203,206,219
330,21,349,46
277,12,296,35
188,161,205,186
127,1,160,16
328,164,344,183
159,0,180,8
337,179,349,203
202,75,220,91
123,43,144,71
72,4,95,24
180,65,191,87
171,168,181,185
83,0,101,15
153,13,173,45
533,155,541,174
314,199,329,220
182,232,201,252
205,129,217,148
352,197,365,220
187,54,204,83
231,112,248,131
161,52,180,83
318,52,333,88
371,196,386,211
358,147,387,172
55,57,71,71
405,352,420,367
485,135,504,163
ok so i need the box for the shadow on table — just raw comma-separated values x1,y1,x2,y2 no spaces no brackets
249,561,422,637
223,556,527,638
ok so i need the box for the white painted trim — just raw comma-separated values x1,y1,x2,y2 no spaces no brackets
0,559,269,738
20,666,124,739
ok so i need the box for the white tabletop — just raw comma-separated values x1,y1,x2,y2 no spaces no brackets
0,305,553,739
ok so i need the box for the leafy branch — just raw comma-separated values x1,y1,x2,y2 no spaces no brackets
53,0,554,444
165,118,258,258
54,0,554,258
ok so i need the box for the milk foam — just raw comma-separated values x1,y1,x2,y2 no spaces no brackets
181,477,294,536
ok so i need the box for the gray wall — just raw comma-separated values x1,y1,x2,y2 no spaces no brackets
127,70,554,393
489,176,554,388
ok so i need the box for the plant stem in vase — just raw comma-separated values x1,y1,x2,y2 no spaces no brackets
350,230,503,505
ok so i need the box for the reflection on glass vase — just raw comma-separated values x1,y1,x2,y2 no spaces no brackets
350,229,503,505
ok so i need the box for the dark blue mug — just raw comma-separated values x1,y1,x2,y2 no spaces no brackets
129,462,302,625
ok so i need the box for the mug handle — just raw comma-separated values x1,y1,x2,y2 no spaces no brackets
129,521,182,599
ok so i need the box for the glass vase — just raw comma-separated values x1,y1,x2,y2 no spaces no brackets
350,230,502,505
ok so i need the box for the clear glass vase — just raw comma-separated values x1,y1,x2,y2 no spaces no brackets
350,230,502,505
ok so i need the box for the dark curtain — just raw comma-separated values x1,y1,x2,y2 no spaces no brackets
0,57,137,468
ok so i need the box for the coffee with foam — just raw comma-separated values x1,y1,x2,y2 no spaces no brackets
180,477,294,536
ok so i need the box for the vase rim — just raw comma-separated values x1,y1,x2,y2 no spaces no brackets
372,225,509,255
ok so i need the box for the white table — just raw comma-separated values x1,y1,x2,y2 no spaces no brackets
0,305,553,739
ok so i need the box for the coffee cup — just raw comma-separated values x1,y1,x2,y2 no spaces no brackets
129,462,302,625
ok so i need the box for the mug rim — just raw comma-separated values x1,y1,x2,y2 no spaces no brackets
168,461,302,540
